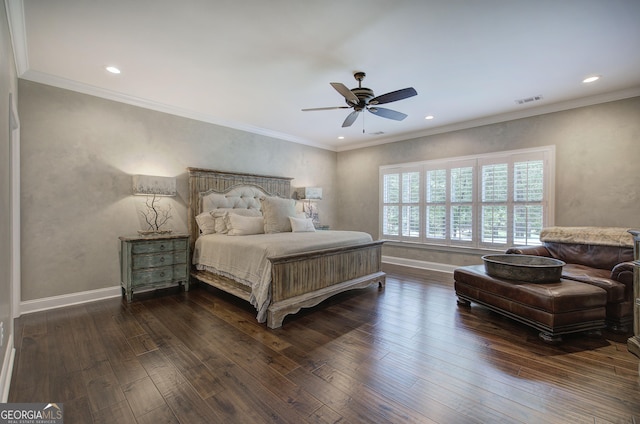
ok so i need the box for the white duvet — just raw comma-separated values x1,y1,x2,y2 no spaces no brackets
193,230,373,323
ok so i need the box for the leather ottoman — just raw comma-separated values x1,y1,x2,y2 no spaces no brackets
454,265,607,342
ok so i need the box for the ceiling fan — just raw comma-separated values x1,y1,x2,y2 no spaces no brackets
302,71,417,128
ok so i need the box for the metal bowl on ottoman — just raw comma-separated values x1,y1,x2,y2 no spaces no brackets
481,254,565,283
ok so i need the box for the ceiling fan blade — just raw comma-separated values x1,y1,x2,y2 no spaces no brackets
368,107,408,121
369,87,417,105
330,82,359,105
302,106,351,111
342,110,360,127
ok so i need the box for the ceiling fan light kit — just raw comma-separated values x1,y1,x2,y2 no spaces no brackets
303,71,417,128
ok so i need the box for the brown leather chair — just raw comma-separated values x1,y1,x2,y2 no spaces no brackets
507,227,634,332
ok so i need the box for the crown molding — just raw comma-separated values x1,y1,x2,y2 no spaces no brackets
18,65,640,154
7,3,333,150
20,69,334,151
336,86,640,152
5,0,28,75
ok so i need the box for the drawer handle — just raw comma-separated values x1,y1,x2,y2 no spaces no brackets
159,244,166,250
160,271,166,277
160,257,165,262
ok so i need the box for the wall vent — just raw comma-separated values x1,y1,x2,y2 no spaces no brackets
515,95,543,105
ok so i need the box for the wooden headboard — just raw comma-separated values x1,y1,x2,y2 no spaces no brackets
187,168,293,249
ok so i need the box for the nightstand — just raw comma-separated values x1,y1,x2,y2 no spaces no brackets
119,233,190,302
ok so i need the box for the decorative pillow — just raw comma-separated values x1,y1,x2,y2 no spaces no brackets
289,217,316,233
195,211,216,235
213,213,228,234
210,208,262,234
227,214,265,236
261,197,297,233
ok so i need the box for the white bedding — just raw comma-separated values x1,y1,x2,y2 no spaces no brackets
192,230,374,322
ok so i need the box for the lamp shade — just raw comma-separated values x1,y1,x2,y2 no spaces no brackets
296,187,322,200
132,175,176,196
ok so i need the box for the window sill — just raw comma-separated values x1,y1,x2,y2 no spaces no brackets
381,239,505,256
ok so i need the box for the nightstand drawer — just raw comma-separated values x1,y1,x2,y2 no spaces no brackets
131,239,187,254
132,251,187,269
131,265,188,287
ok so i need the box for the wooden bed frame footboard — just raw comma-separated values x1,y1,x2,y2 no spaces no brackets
190,241,386,329
267,241,385,328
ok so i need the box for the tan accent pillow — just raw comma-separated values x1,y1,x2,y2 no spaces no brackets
261,197,296,233
195,211,216,235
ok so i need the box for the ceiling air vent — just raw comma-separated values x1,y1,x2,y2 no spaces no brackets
369,131,385,135
515,95,543,105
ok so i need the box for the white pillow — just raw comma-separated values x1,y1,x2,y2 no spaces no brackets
227,214,265,236
210,208,262,234
289,217,316,232
195,211,216,235
261,197,297,233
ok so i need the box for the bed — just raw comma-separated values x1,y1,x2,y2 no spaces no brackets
188,168,386,328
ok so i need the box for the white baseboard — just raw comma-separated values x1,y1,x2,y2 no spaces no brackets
382,255,457,274
20,286,122,316
1,336,15,403
15,257,456,315
16,258,455,316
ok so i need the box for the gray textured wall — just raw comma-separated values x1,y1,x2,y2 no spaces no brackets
17,79,640,301
337,97,640,266
18,80,336,301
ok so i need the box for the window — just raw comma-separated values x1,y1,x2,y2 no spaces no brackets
381,168,421,239
380,146,554,248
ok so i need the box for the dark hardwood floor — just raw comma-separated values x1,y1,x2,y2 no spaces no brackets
9,265,640,423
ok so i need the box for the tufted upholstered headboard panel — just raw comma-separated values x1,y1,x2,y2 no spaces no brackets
200,185,267,213
187,168,293,250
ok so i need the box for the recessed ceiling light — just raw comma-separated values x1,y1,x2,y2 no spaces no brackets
425,115,434,120
582,75,600,83
106,66,121,74
338,136,344,139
